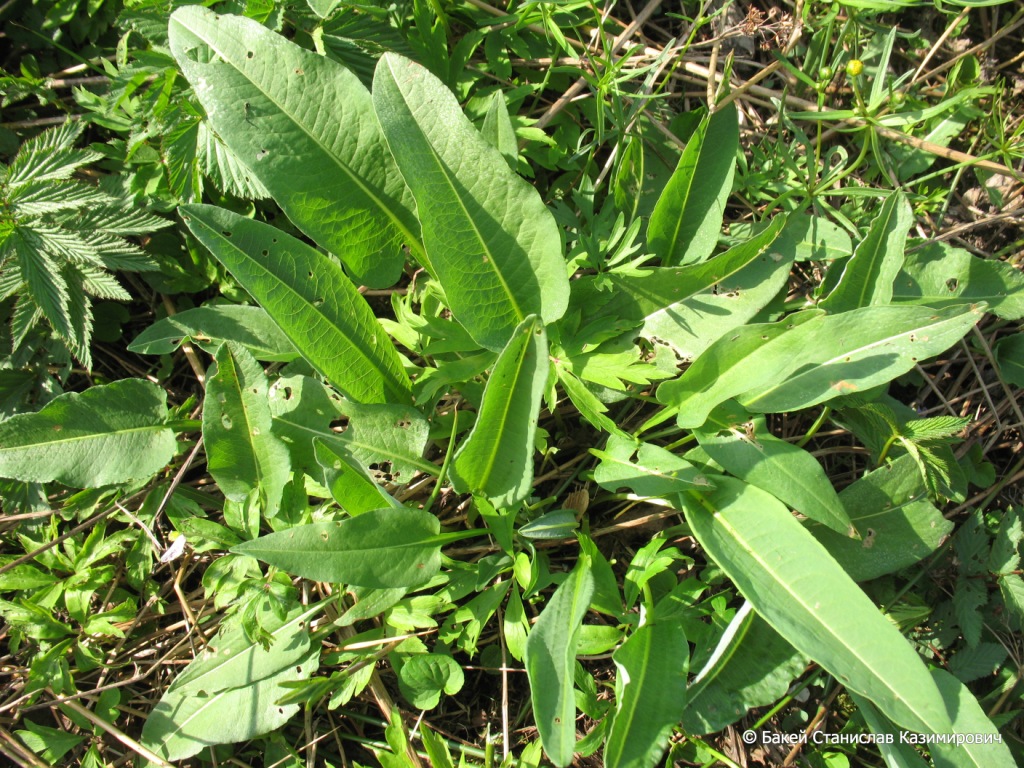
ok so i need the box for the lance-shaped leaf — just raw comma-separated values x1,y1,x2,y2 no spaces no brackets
647,103,738,266
740,304,984,414
373,54,569,350
180,205,411,405
203,343,290,516
232,507,475,588
450,316,549,508
820,191,913,312
128,304,297,362
525,556,594,768
0,379,175,487
695,407,853,536
314,437,402,516
681,477,953,735
604,621,689,768
662,304,983,428
169,7,417,287
892,241,1024,320
928,668,1016,768
569,216,791,360
141,603,320,761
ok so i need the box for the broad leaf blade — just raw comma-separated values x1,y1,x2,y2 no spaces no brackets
450,316,549,508
128,304,297,362
203,343,291,515
180,205,411,405
604,622,688,768
695,409,853,536
373,54,569,350
647,103,738,266
232,507,446,588
592,434,710,497
0,379,175,487
314,437,402,515
525,556,594,768
820,191,913,312
169,7,417,287
681,477,953,735
928,668,1016,768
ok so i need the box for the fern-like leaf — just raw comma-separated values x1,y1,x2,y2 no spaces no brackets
901,415,971,442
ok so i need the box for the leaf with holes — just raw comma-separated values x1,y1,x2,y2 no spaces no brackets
169,7,417,286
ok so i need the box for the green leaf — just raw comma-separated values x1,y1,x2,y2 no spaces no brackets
740,304,983,414
480,90,518,167
648,103,738,266
820,191,913,312
810,455,953,581
180,205,411,405
592,434,711,498
853,694,932,768
695,408,853,536
525,556,594,768
730,214,852,261
395,653,465,710
0,378,176,487
683,614,806,735
604,621,688,768
203,343,291,516
169,7,416,287
314,437,402,515
15,720,87,764
681,477,953,734
893,242,1024,320
128,304,297,362
231,508,473,588
141,604,320,761
994,333,1024,387
450,316,549,508
928,668,1016,768
571,215,791,361
373,54,569,350
661,304,984,428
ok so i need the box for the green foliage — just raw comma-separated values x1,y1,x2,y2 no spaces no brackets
0,122,167,367
1,3,1020,767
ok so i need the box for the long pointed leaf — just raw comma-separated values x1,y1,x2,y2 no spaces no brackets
604,621,688,768
0,379,175,487
525,556,595,767
373,54,569,350
681,477,952,735
820,192,912,312
450,316,549,507
647,103,738,266
169,7,417,286
180,205,411,405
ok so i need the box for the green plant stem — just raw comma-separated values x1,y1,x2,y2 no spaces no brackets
796,406,831,448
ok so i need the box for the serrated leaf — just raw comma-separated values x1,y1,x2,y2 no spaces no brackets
893,242,1024,320
681,477,953,734
648,103,737,266
129,304,298,361
525,556,594,768
820,192,912,312
696,408,853,536
604,621,688,768
169,7,415,286
373,54,569,350
450,316,549,508
900,415,971,441
231,508,473,588
180,205,411,405
203,343,291,515
0,379,175,487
